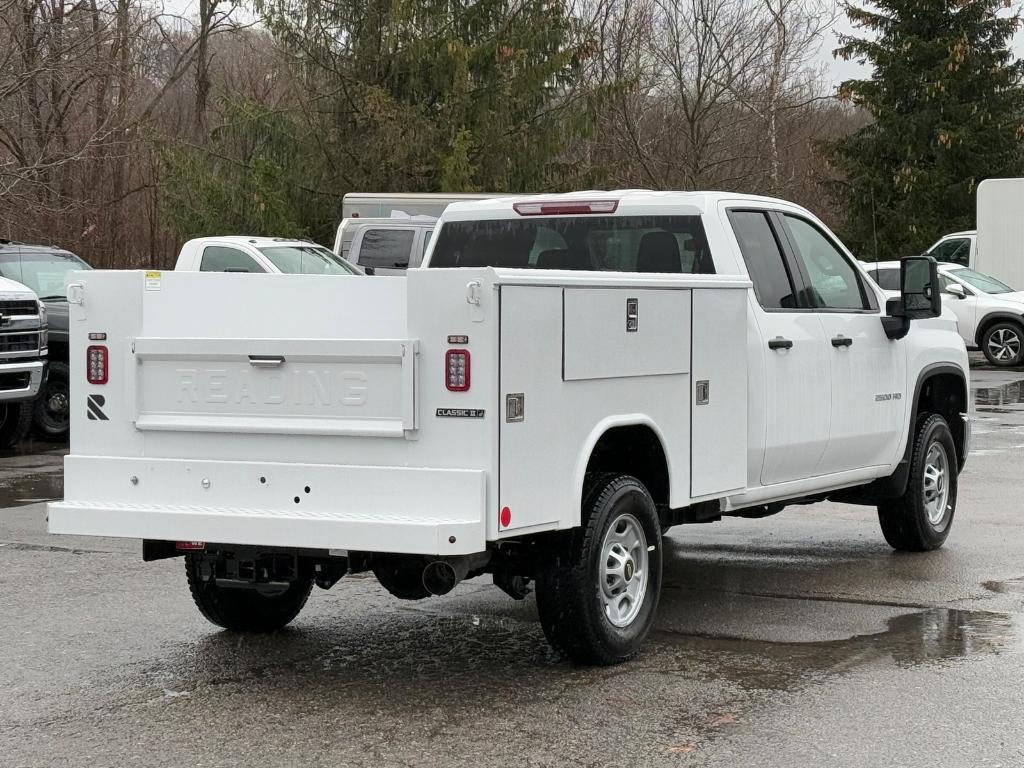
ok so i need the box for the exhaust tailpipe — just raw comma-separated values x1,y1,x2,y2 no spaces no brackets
422,552,491,596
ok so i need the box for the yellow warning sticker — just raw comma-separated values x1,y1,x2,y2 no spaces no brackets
145,270,161,291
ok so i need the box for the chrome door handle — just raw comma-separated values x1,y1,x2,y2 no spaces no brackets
831,335,853,348
248,355,285,368
768,337,793,350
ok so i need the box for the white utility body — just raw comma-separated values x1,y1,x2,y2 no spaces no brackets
51,191,970,664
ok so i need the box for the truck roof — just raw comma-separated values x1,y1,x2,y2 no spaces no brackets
184,236,319,248
441,190,806,218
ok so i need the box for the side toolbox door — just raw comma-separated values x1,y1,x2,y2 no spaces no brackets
726,208,831,486
775,213,907,473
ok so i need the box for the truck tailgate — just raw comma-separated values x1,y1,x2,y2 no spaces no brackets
50,269,501,556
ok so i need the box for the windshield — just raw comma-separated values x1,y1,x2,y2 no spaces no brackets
0,250,91,298
949,267,1013,294
258,245,361,275
429,215,714,273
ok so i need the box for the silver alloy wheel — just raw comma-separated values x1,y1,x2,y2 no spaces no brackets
987,327,1021,362
922,441,950,526
600,512,649,628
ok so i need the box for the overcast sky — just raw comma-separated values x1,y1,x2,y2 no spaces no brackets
155,0,1022,91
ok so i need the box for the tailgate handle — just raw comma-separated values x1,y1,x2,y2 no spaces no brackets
248,355,286,368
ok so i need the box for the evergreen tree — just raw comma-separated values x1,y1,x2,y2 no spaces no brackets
827,0,1024,260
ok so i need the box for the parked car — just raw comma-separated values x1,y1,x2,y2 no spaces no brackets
0,241,85,440
866,260,1024,366
174,236,363,275
333,215,436,275
0,272,47,448
51,191,969,665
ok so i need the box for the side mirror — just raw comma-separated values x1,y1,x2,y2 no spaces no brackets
945,283,967,300
363,266,376,276
899,256,942,319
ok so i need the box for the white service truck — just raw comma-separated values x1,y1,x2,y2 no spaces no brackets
926,177,1024,288
50,192,969,665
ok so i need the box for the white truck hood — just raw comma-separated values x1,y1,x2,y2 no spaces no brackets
0,275,36,298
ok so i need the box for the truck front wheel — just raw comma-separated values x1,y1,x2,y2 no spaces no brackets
877,413,958,552
536,473,663,665
0,401,33,449
32,361,70,440
184,553,314,632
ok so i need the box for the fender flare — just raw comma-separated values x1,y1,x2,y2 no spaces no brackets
974,311,1024,348
571,414,674,522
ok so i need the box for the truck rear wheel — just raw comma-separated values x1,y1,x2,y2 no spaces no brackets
0,401,33,449
536,473,663,665
184,553,314,632
878,413,958,552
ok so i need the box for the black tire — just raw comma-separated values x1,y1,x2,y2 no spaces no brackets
878,413,958,552
981,321,1024,367
185,553,313,631
32,361,70,441
536,473,663,665
372,555,431,600
0,401,33,449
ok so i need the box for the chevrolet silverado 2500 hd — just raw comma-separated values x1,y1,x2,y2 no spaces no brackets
49,191,969,665
0,274,47,447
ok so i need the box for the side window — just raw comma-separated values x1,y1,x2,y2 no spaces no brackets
929,238,971,267
358,229,415,269
782,215,871,311
728,210,799,310
868,267,901,292
199,246,263,272
421,230,434,259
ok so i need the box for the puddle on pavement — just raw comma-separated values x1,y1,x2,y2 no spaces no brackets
654,608,1023,692
974,379,1024,410
984,577,1024,595
0,471,63,507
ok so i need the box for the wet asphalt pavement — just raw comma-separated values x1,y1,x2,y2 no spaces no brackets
2,358,1024,767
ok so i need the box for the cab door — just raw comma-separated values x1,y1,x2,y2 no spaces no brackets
775,213,907,473
726,209,831,486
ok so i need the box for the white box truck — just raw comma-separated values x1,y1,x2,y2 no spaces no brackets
50,191,969,664
926,178,1024,287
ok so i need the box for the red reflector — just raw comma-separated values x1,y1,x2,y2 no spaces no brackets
500,506,512,528
175,541,205,551
86,345,108,384
445,349,470,391
513,200,618,216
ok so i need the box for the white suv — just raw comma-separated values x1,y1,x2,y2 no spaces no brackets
866,260,1024,366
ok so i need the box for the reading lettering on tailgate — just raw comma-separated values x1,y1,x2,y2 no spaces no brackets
176,368,369,407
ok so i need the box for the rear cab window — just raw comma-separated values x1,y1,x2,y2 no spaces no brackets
357,229,416,270
428,216,715,274
200,246,264,273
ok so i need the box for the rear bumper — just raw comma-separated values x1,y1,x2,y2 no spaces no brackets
49,456,486,556
0,359,44,402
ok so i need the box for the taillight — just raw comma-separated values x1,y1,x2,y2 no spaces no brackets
513,199,618,216
445,349,470,391
87,345,108,384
